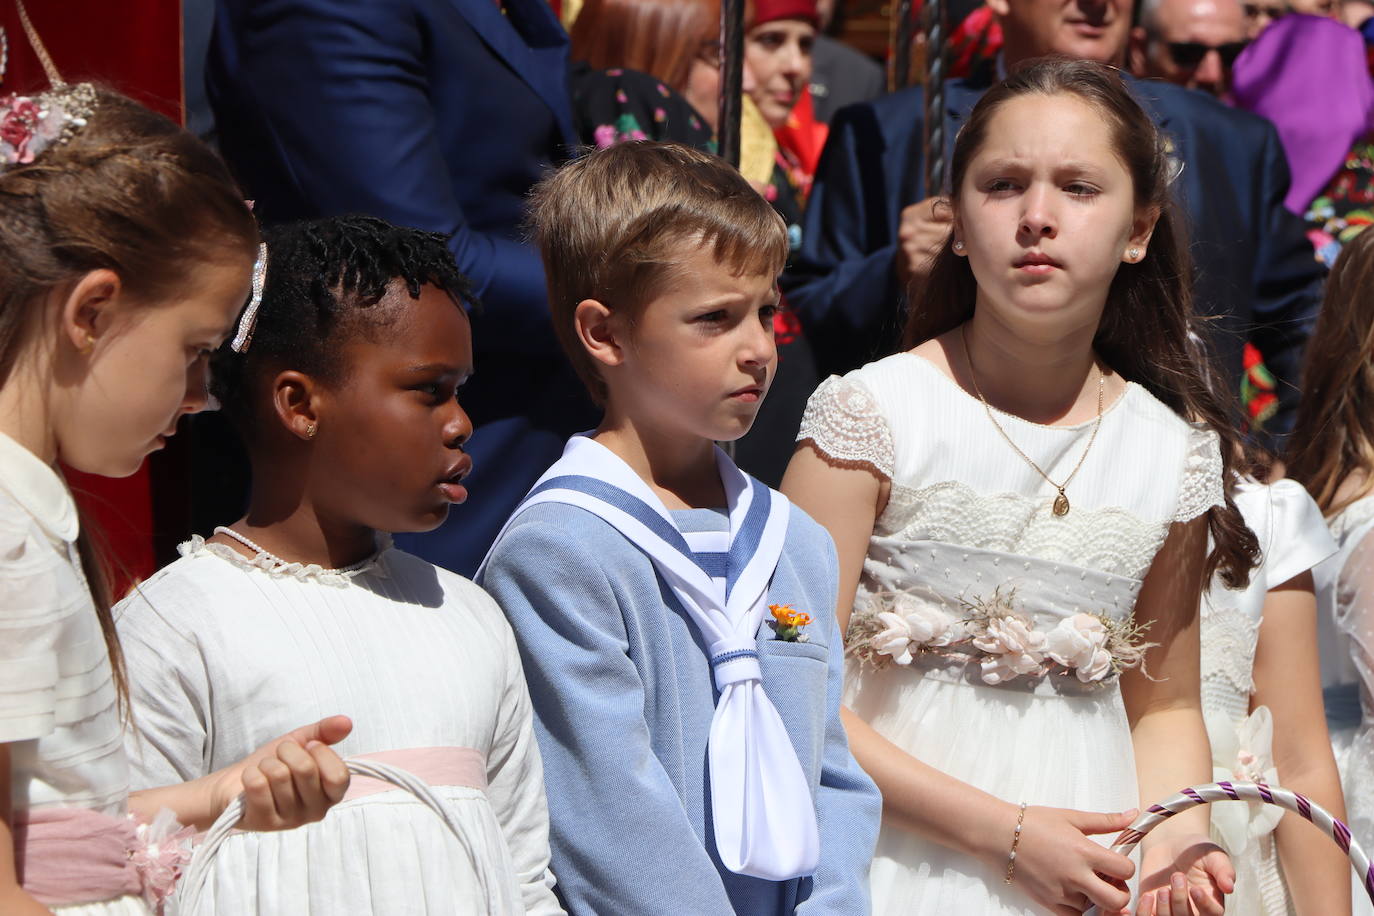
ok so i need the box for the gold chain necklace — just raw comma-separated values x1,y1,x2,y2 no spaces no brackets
960,325,1105,517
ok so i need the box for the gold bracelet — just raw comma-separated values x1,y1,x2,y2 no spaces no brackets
1003,801,1028,885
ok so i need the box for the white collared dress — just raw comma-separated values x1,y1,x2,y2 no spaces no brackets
0,431,148,915
797,353,1225,914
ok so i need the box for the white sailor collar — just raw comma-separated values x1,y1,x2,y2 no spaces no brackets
0,430,79,544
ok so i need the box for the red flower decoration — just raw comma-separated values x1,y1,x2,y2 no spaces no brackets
0,96,41,163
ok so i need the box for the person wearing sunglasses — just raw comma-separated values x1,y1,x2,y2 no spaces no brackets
1130,0,1250,96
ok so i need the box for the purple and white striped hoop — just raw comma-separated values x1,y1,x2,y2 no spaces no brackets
1085,780,1372,915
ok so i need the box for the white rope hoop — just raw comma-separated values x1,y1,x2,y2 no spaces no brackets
173,758,497,914
1085,780,1372,915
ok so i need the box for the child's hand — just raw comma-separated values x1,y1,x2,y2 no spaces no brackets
997,805,1138,916
1137,834,1234,916
207,715,353,831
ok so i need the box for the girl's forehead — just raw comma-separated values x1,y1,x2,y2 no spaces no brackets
967,95,1131,180
979,95,1115,155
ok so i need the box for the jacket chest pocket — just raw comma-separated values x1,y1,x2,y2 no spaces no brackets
755,639,831,775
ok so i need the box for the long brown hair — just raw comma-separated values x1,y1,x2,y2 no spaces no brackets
1287,228,1374,515
0,86,259,715
570,0,721,92
904,58,1259,589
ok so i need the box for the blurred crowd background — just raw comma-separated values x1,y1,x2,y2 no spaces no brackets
6,0,1372,583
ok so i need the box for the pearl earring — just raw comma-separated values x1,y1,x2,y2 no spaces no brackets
953,240,965,252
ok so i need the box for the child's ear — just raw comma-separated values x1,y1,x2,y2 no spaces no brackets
59,269,122,356
1125,205,1161,263
272,370,321,442
574,298,624,368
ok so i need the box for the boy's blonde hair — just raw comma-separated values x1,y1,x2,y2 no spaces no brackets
528,141,788,405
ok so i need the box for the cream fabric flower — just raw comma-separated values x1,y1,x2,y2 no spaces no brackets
891,595,957,647
1204,705,1283,855
973,615,1047,685
1045,613,1114,682
871,612,915,666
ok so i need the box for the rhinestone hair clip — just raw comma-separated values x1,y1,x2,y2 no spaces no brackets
230,243,269,353
0,82,98,169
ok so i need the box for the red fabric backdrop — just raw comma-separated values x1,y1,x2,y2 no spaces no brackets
4,0,185,591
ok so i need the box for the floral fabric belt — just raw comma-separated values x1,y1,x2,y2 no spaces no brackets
848,541,1150,695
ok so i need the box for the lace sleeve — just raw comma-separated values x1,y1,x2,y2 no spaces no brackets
796,375,895,479
1173,425,1226,523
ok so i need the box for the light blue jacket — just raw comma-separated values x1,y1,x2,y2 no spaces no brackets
479,502,880,914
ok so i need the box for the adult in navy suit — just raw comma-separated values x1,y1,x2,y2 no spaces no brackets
207,0,597,575
787,0,1323,439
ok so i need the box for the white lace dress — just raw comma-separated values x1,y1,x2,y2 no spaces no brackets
1200,479,1336,916
797,353,1225,915
1315,495,1374,914
114,538,562,915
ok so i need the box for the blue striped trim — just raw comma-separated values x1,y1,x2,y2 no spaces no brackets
696,551,729,578
530,475,740,583
709,648,759,667
725,476,772,598
530,475,694,556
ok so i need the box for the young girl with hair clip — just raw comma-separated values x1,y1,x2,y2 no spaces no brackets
783,58,1254,916
0,83,354,915
115,215,561,915
1288,225,1374,914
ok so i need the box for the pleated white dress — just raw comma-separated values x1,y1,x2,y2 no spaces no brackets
115,538,562,915
797,353,1225,915
1199,478,1337,916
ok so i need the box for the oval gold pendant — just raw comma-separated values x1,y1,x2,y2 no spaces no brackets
1052,491,1070,517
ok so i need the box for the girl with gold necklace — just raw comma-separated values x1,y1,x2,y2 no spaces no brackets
784,58,1257,916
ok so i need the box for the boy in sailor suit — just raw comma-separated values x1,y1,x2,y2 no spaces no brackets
478,142,881,914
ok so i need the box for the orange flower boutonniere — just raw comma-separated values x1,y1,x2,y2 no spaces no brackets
769,604,813,643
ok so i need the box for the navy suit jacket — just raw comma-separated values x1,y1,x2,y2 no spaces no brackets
208,0,598,575
787,74,1323,437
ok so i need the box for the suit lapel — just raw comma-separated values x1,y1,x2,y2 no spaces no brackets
452,0,576,146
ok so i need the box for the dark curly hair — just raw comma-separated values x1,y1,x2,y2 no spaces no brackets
211,215,476,432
